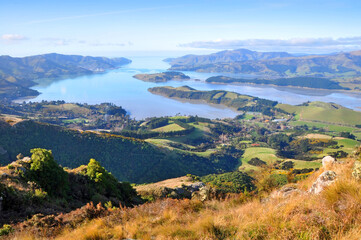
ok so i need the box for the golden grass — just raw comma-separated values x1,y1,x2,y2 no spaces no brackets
10,159,361,240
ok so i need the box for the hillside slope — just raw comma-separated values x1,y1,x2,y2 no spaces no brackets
8,150,361,239
165,48,293,65
169,49,361,80
0,119,238,183
0,53,131,100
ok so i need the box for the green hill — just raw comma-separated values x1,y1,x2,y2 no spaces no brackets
0,119,238,183
148,86,279,116
169,49,361,84
278,101,361,126
133,71,190,82
0,53,131,100
206,76,347,90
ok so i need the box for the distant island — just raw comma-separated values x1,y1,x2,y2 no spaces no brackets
206,76,348,90
148,85,279,116
133,71,190,82
167,48,361,90
0,53,131,101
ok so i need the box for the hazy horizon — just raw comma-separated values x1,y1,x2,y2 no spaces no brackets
2,0,361,57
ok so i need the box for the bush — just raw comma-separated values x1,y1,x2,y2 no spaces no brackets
27,148,69,197
248,158,266,166
201,171,255,193
0,224,14,236
86,159,137,201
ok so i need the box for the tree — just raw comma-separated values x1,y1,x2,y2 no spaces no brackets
86,159,136,200
28,148,69,197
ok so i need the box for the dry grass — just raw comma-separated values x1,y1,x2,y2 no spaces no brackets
9,158,361,240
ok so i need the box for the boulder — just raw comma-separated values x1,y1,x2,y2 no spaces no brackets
308,171,337,194
187,182,206,192
352,161,361,180
191,186,211,201
322,156,336,169
270,184,302,199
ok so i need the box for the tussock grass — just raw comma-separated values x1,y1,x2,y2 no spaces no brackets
9,158,361,240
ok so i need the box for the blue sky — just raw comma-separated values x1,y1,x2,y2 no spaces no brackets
1,0,361,57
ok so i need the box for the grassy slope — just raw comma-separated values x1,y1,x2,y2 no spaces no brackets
239,147,281,171
14,156,361,240
151,123,184,132
278,102,361,125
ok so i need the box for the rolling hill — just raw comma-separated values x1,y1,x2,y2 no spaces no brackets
165,48,293,66
168,49,361,82
0,119,239,183
0,53,131,100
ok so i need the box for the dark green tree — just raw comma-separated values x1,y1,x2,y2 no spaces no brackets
28,148,69,197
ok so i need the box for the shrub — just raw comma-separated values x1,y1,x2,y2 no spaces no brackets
87,159,137,201
27,148,69,197
201,171,255,193
0,224,14,236
248,157,267,166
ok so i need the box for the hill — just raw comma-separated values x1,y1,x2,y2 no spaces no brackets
278,101,361,126
148,86,279,116
0,149,138,225
165,48,293,66
206,76,348,90
0,119,239,183
133,71,190,82
169,49,361,85
7,149,361,239
0,53,131,101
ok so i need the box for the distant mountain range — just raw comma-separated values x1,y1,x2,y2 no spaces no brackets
0,53,131,101
168,49,361,84
165,48,293,66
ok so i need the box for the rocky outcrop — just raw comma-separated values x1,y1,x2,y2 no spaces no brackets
308,171,337,194
322,156,336,169
352,161,361,180
270,184,302,199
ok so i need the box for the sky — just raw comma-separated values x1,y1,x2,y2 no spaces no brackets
1,0,361,57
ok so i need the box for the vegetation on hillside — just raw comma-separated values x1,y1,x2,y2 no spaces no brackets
206,76,347,90
0,148,138,225
0,53,131,101
6,148,361,239
169,49,361,89
148,86,280,116
133,71,190,82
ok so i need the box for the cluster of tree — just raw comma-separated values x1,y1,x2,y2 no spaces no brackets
267,133,338,160
201,171,255,193
248,157,267,166
146,117,169,129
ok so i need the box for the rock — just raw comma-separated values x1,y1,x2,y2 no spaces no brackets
352,161,361,180
192,186,211,201
188,182,206,192
174,187,191,199
308,171,337,194
0,172,9,178
322,156,336,169
270,184,302,199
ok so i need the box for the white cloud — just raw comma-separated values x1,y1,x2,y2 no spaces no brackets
41,38,73,46
179,37,361,52
1,34,28,42
89,41,133,47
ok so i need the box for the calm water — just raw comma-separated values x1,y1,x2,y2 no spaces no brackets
23,56,361,119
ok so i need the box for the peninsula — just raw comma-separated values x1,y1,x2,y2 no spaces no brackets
133,71,190,82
